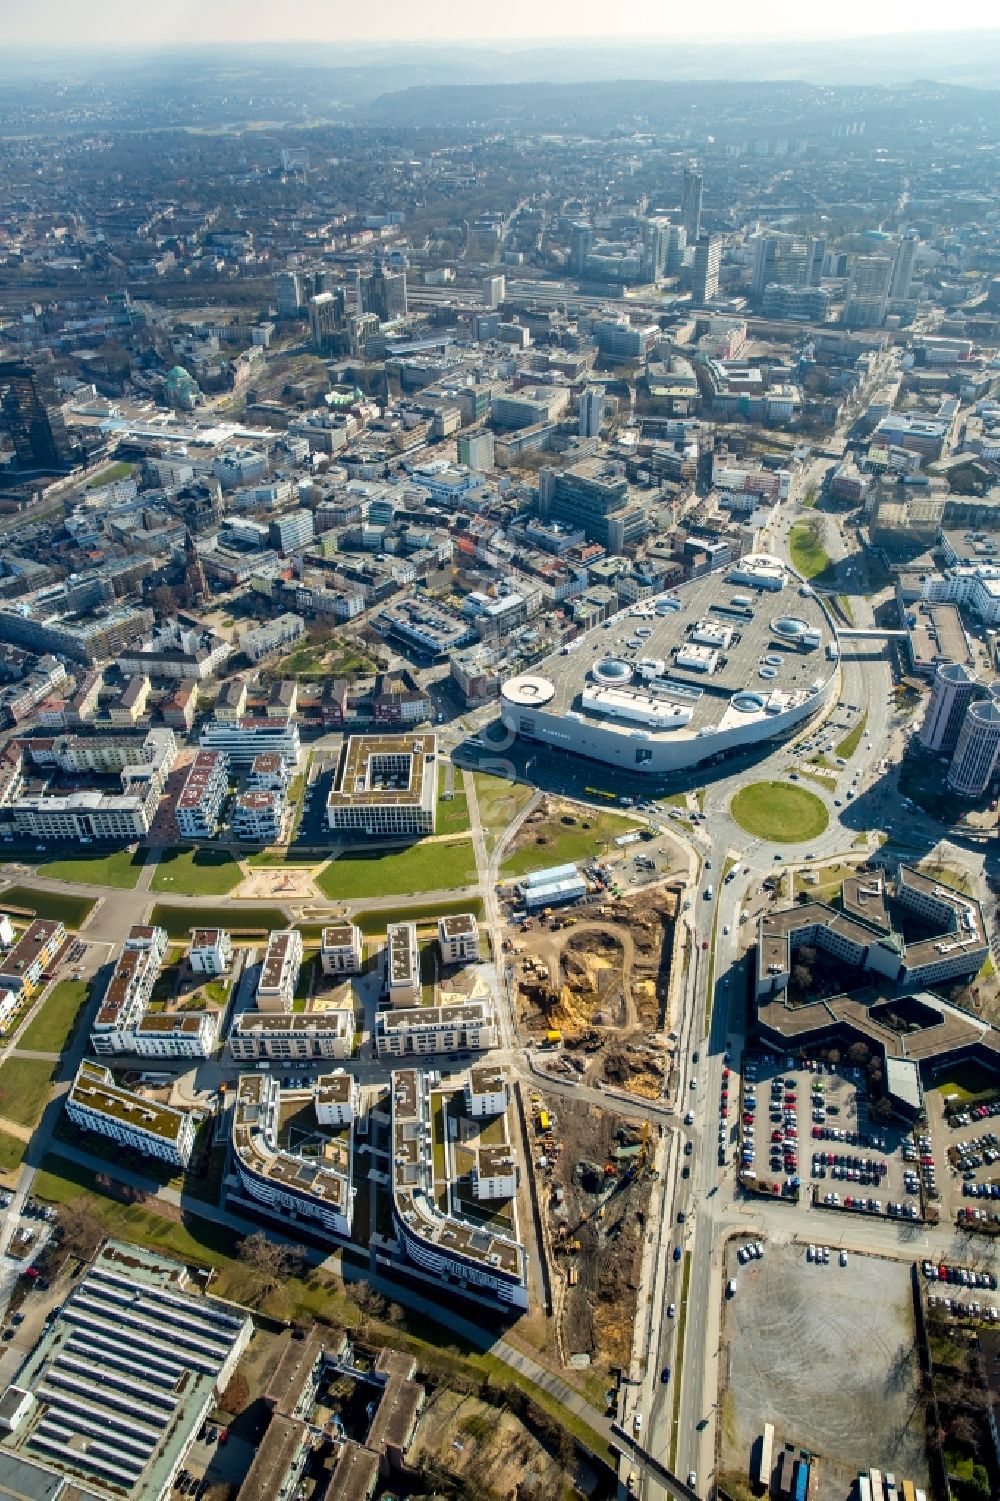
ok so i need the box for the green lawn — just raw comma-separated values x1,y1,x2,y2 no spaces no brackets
0,1130,24,1175
933,1061,1000,1102
150,847,243,896
0,885,95,929
501,807,640,879
246,849,318,868
472,771,535,851
436,764,471,836
788,521,834,582
316,838,478,901
0,1056,56,1129
150,903,288,941
836,712,868,760
729,781,829,842
19,979,89,1054
85,461,133,488
39,849,145,890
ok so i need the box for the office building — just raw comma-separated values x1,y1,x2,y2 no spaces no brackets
326,733,437,838
269,510,314,554
275,269,303,319
844,256,893,328
681,164,703,244
357,260,407,323
948,687,1000,798
321,923,363,976
456,430,495,470
0,359,79,473
691,234,722,304
664,224,687,275
891,231,919,301
308,289,349,354
66,1060,196,1166
175,750,228,840
538,457,648,552
919,662,979,754
579,386,604,438
231,1072,354,1238
0,1240,252,1500
257,930,303,1010
592,319,659,362
0,601,154,667
199,716,300,767
0,920,65,998
482,274,505,308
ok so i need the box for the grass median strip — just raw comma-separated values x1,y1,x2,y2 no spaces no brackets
835,711,867,760
669,1250,693,1472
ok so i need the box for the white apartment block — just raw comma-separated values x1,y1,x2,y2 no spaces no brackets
231,787,286,843
66,1061,196,1167
189,929,233,975
228,1009,353,1061
314,1072,358,1127
321,922,363,975
471,1146,520,1201
240,612,305,664
257,929,303,1010
132,1011,220,1058
385,922,419,1007
247,751,290,793
176,749,229,839
464,1065,511,1118
438,913,480,964
374,1000,497,1059
326,733,437,837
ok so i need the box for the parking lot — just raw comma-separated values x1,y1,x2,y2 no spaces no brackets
722,1241,929,1501
738,1053,920,1220
927,1083,1000,1223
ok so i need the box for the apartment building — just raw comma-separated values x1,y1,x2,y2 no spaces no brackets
240,612,305,664
189,928,233,975
66,1061,196,1166
90,924,169,1053
247,751,290,793
231,787,286,843
438,913,479,965
314,1072,358,1127
321,922,363,976
384,922,419,1007
257,929,303,1010
176,749,229,839
108,674,150,726
228,1009,353,1061
374,1000,497,1059
0,919,65,997
326,734,437,838
464,1064,511,1118
230,1072,354,1237
215,677,248,721
389,1069,528,1309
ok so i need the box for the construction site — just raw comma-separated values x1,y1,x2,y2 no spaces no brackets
508,887,682,1101
528,1089,658,1379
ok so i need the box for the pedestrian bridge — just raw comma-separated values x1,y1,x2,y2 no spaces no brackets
836,628,909,640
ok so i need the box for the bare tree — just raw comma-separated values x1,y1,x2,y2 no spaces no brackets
235,1232,304,1305
58,1201,104,1262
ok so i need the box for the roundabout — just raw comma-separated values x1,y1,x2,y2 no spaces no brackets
729,780,830,843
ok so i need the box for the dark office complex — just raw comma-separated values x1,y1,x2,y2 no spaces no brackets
0,360,79,474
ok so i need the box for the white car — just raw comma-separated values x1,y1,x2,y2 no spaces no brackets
633,1412,643,1433
807,1244,815,1262
667,1302,676,1318
840,1250,848,1267
687,1472,698,1490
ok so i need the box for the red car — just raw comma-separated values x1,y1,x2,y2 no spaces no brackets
722,1067,731,1079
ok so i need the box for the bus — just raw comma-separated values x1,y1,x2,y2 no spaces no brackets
857,1476,872,1501
584,785,617,802
869,1469,883,1501
756,1424,774,1489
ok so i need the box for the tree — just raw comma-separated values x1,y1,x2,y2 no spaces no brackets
235,1232,305,1305
792,963,813,991
848,1041,870,1066
58,1201,104,1262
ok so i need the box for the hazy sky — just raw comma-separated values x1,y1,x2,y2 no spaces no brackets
1,0,998,47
